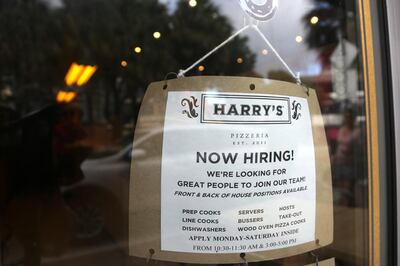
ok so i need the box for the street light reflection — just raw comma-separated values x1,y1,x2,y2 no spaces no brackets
153,31,161,39
295,35,303,43
134,46,142,54
65,63,85,86
310,16,319,24
65,63,97,86
77,65,97,86
56,91,77,103
189,0,197,8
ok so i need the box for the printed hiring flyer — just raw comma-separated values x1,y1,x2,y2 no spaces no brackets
161,91,316,254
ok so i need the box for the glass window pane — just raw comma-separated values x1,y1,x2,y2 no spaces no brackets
0,0,376,265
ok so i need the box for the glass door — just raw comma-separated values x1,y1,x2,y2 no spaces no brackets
0,0,387,265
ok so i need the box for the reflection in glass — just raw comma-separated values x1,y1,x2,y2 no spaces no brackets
0,0,368,265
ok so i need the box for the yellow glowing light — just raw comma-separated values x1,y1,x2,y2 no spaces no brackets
189,0,197,7
262,49,268,55
56,91,67,103
64,92,77,103
121,60,128,67
56,91,77,103
236,57,244,64
65,63,85,86
134,46,142,53
295,35,303,43
76,65,97,86
198,65,205,72
310,16,319,24
64,63,97,86
153,31,161,39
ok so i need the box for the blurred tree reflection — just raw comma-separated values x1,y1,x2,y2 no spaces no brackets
0,0,255,127
303,0,367,211
301,0,358,108
303,0,343,49
171,0,255,76
0,0,65,112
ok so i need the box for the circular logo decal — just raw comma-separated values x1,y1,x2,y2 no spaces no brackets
239,0,278,21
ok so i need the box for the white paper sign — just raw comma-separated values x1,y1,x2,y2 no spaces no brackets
161,91,316,254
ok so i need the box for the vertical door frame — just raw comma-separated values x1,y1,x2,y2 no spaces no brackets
358,0,382,265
